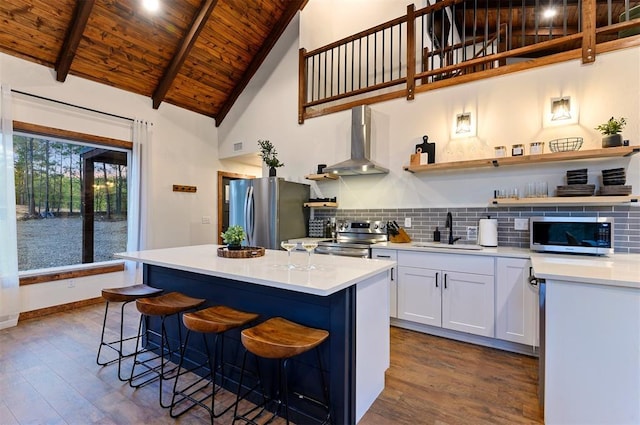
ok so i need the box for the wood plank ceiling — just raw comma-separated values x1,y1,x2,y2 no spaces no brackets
0,0,306,126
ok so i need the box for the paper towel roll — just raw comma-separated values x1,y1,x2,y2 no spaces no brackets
479,218,498,247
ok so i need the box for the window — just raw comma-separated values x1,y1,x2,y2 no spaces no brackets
14,131,129,271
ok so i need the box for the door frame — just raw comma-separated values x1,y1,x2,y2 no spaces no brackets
217,171,255,244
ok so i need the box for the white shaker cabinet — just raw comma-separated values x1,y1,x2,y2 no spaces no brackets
397,266,441,326
397,251,495,338
495,257,539,346
371,248,398,318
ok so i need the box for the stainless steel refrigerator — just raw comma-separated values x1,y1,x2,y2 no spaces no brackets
228,177,310,250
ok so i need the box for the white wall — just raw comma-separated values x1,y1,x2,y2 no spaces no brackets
1,53,256,313
218,2,640,208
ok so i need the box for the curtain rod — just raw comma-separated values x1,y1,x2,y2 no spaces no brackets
11,89,134,122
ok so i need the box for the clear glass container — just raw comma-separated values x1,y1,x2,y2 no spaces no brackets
512,144,524,156
530,141,544,155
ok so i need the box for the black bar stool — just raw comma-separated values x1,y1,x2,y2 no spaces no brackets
96,284,163,380
129,291,206,408
170,305,260,423
233,317,332,425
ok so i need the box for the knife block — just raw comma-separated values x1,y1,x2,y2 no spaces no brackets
390,227,411,243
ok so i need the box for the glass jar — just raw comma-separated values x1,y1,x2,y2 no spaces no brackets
512,144,524,156
530,142,544,155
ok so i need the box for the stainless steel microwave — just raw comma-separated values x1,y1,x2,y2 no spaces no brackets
530,216,614,256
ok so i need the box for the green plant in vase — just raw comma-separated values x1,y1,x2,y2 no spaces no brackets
221,225,246,250
595,117,626,148
258,139,284,176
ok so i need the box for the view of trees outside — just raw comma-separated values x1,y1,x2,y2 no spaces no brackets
13,134,128,271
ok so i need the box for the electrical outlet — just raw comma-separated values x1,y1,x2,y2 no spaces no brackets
201,216,211,224
467,226,478,241
67,279,75,288
514,218,528,231
404,217,412,228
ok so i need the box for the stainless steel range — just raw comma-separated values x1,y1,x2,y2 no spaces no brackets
315,220,388,258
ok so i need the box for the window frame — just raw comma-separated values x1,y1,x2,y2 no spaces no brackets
13,120,132,285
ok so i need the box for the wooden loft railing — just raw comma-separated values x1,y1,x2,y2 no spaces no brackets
298,0,640,123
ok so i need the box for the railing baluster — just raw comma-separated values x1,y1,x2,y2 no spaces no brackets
484,0,489,58
578,0,581,31
351,40,354,92
374,32,377,85
563,0,568,36
343,43,347,94
521,0,526,48
366,35,370,88
534,0,539,43
473,0,478,57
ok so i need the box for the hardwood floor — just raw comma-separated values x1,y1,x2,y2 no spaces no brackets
0,303,542,424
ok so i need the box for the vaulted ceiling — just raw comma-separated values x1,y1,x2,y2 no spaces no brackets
0,0,307,125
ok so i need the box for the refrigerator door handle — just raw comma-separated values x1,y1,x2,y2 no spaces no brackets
245,185,254,246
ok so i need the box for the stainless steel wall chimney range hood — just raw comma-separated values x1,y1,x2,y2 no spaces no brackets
322,105,389,175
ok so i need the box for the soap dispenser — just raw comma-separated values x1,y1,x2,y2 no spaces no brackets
433,227,441,242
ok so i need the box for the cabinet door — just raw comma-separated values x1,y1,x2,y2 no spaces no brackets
371,249,398,318
397,266,441,326
441,271,495,337
496,258,539,346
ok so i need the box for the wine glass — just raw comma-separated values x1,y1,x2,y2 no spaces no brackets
280,241,297,269
301,242,318,270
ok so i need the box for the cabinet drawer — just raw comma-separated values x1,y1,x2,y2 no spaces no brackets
371,249,398,261
398,251,494,275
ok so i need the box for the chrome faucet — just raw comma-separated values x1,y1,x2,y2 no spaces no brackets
445,212,461,245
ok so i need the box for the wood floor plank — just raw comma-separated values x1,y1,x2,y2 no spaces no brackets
0,303,543,424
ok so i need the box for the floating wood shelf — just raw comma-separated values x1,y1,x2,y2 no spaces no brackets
305,173,339,180
304,202,338,208
490,195,639,207
403,146,639,173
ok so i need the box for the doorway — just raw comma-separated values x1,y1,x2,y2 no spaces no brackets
217,171,254,244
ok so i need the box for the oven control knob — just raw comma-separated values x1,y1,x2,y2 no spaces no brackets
373,224,379,229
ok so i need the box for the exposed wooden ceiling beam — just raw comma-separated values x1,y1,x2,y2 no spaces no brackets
214,0,308,126
152,0,219,110
55,0,95,82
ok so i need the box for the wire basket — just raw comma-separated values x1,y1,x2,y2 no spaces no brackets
548,137,583,152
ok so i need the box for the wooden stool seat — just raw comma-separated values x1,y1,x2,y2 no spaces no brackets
182,305,259,334
241,317,329,359
101,284,162,303
235,317,332,423
136,292,205,317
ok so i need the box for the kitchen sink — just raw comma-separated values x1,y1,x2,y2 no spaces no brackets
412,242,483,250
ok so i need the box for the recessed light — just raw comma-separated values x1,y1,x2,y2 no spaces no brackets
142,0,160,12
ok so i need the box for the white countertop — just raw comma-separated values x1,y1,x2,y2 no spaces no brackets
116,244,395,296
530,252,640,289
373,242,640,289
373,242,532,258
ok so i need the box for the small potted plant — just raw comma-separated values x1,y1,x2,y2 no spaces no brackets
220,225,246,250
595,117,626,148
258,139,284,176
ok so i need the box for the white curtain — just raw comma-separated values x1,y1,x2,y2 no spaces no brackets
125,119,152,284
0,85,19,329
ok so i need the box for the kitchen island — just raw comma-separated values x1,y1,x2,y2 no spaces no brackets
116,244,395,424
530,253,640,425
